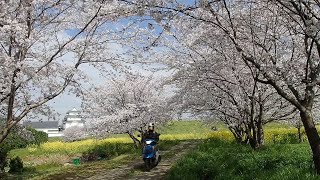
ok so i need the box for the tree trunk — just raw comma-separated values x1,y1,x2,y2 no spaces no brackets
229,127,243,143
243,133,250,144
248,78,258,149
127,132,141,148
256,120,264,146
246,123,256,148
232,132,243,143
0,118,17,145
256,103,264,147
297,126,302,143
249,121,259,149
247,109,258,149
300,110,320,174
0,68,17,145
0,128,10,146
140,127,145,143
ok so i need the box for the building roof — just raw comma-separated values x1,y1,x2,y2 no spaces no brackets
63,114,82,122
66,108,80,114
23,121,60,129
65,114,81,119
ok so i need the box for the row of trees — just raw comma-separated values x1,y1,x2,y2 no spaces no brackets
167,49,295,149
3,0,320,174
131,0,320,173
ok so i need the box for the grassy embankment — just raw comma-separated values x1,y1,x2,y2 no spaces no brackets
3,120,314,179
167,122,320,180
167,138,317,180
3,120,210,179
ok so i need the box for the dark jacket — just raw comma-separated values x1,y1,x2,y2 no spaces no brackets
142,131,160,142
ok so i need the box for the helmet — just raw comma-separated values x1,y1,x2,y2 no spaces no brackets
148,122,154,131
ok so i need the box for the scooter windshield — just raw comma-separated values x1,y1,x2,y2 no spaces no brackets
145,140,153,145
145,139,157,145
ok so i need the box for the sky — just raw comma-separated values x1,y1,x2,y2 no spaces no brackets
46,61,173,121
31,5,179,121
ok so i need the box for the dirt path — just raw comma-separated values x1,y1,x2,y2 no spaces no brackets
85,140,200,180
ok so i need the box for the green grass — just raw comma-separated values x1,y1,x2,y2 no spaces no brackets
5,143,140,179
47,137,62,142
167,138,318,180
263,122,294,129
37,140,180,180
5,139,181,179
6,120,309,179
158,120,214,134
36,154,138,180
3,153,139,180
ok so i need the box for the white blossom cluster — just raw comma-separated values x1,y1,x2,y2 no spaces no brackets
80,74,172,138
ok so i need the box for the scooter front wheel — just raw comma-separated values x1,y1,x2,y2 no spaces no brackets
144,159,152,171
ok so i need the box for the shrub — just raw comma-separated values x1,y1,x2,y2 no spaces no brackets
80,143,138,162
264,128,307,144
27,127,48,145
81,144,110,162
0,125,34,172
272,133,300,144
0,146,8,172
8,156,23,174
81,151,99,162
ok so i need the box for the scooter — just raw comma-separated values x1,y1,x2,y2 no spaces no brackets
142,138,161,171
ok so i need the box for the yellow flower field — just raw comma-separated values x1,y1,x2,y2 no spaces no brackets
24,127,304,155
35,137,133,154
26,133,207,155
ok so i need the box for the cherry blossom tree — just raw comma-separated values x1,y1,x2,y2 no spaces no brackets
166,44,294,148
63,126,87,142
81,74,172,147
131,0,320,173
0,0,159,145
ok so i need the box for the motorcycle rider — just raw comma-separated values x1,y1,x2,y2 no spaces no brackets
141,123,161,170
142,123,160,143
142,122,160,158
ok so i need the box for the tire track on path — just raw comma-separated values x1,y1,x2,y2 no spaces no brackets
85,140,200,180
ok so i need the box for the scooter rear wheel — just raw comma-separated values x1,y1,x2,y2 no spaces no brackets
155,155,161,166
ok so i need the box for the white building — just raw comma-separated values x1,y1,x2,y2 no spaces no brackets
62,108,85,130
23,121,63,137
23,108,85,138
